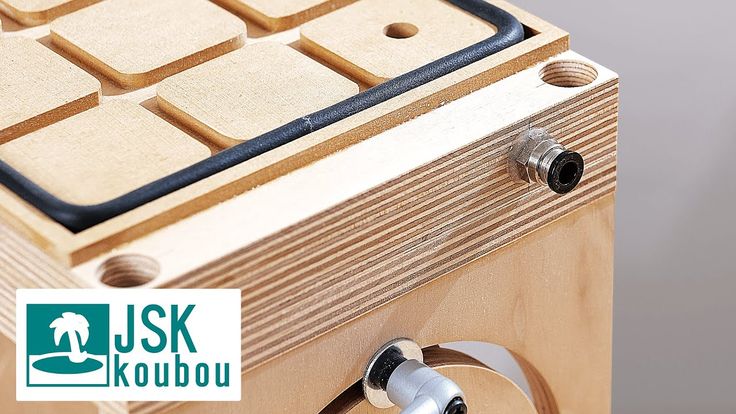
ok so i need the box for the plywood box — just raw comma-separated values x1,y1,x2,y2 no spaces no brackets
0,1,617,413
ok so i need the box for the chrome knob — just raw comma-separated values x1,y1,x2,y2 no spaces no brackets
363,339,467,414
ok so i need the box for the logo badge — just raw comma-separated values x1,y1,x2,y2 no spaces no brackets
27,304,110,387
17,289,241,401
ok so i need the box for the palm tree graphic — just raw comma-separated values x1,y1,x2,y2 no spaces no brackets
49,312,90,363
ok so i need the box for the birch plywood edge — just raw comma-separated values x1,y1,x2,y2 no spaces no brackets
68,51,617,376
79,194,615,414
0,0,569,265
0,63,617,414
0,49,617,347
232,194,615,414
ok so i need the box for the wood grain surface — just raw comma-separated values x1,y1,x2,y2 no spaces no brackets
0,0,99,26
301,0,497,85
0,50,617,387
0,100,211,204
50,0,246,88
214,0,355,31
0,196,614,414
0,36,100,144
1,1,570,263
72,51,618,376
122,195,614,414
158,42,359,147
0,3,617,414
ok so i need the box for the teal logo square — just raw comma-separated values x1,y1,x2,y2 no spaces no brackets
26,304,110,387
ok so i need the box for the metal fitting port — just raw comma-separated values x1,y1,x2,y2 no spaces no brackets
508,128,584,194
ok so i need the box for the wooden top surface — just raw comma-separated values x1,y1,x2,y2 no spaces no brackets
0,0,572,263
0,100,210,205
213,0,354,31
0,0,99,25
231,0,338,18
301,0,497,85
73,50,618,290
158,42,359,146
2,0,70,10
50,0,246,88
0,36,100,143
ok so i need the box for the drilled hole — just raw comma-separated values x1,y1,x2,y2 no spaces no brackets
97,254,160,288
383,22,419,39
540,60,598,87
558,161,579,185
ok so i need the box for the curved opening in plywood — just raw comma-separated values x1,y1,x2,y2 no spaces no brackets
442,341,533,400
539,60,598,88
442,341,559,413
319,342,557,414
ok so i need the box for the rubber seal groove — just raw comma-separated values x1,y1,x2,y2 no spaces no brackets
0,0,525,232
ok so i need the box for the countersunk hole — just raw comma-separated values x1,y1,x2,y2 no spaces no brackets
97,254,160,288
559,161,579,185
540,60,598,87
383,22,419,39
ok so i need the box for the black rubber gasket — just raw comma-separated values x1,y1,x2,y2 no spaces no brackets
547,150,585,194
0,0,524,232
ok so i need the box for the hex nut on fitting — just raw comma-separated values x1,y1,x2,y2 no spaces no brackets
508,128,584,194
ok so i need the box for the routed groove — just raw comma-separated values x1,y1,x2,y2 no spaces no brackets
0,0,525,232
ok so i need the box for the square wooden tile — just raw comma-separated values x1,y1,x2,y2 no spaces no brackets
0,100,210,204
157,42,358,147
50,0,247,89
0,37,100,144
301,0,496,85
0,0,99,26
213,0,354,31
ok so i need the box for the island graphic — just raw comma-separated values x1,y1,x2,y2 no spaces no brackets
26,304,109,387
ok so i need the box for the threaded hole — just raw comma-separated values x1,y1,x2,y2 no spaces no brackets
97,254,160,288
383,23,419,39
540,60,598,87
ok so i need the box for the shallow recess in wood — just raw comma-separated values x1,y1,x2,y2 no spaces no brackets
540,60,598,87
383,22,419,39
97,254,160,288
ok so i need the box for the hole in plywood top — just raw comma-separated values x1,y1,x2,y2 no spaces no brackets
97,254,160,288
383,22,419,39
540,60,598,88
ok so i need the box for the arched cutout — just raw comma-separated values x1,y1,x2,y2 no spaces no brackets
442,341,532,400
442,342,559,414
319,345,549,414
